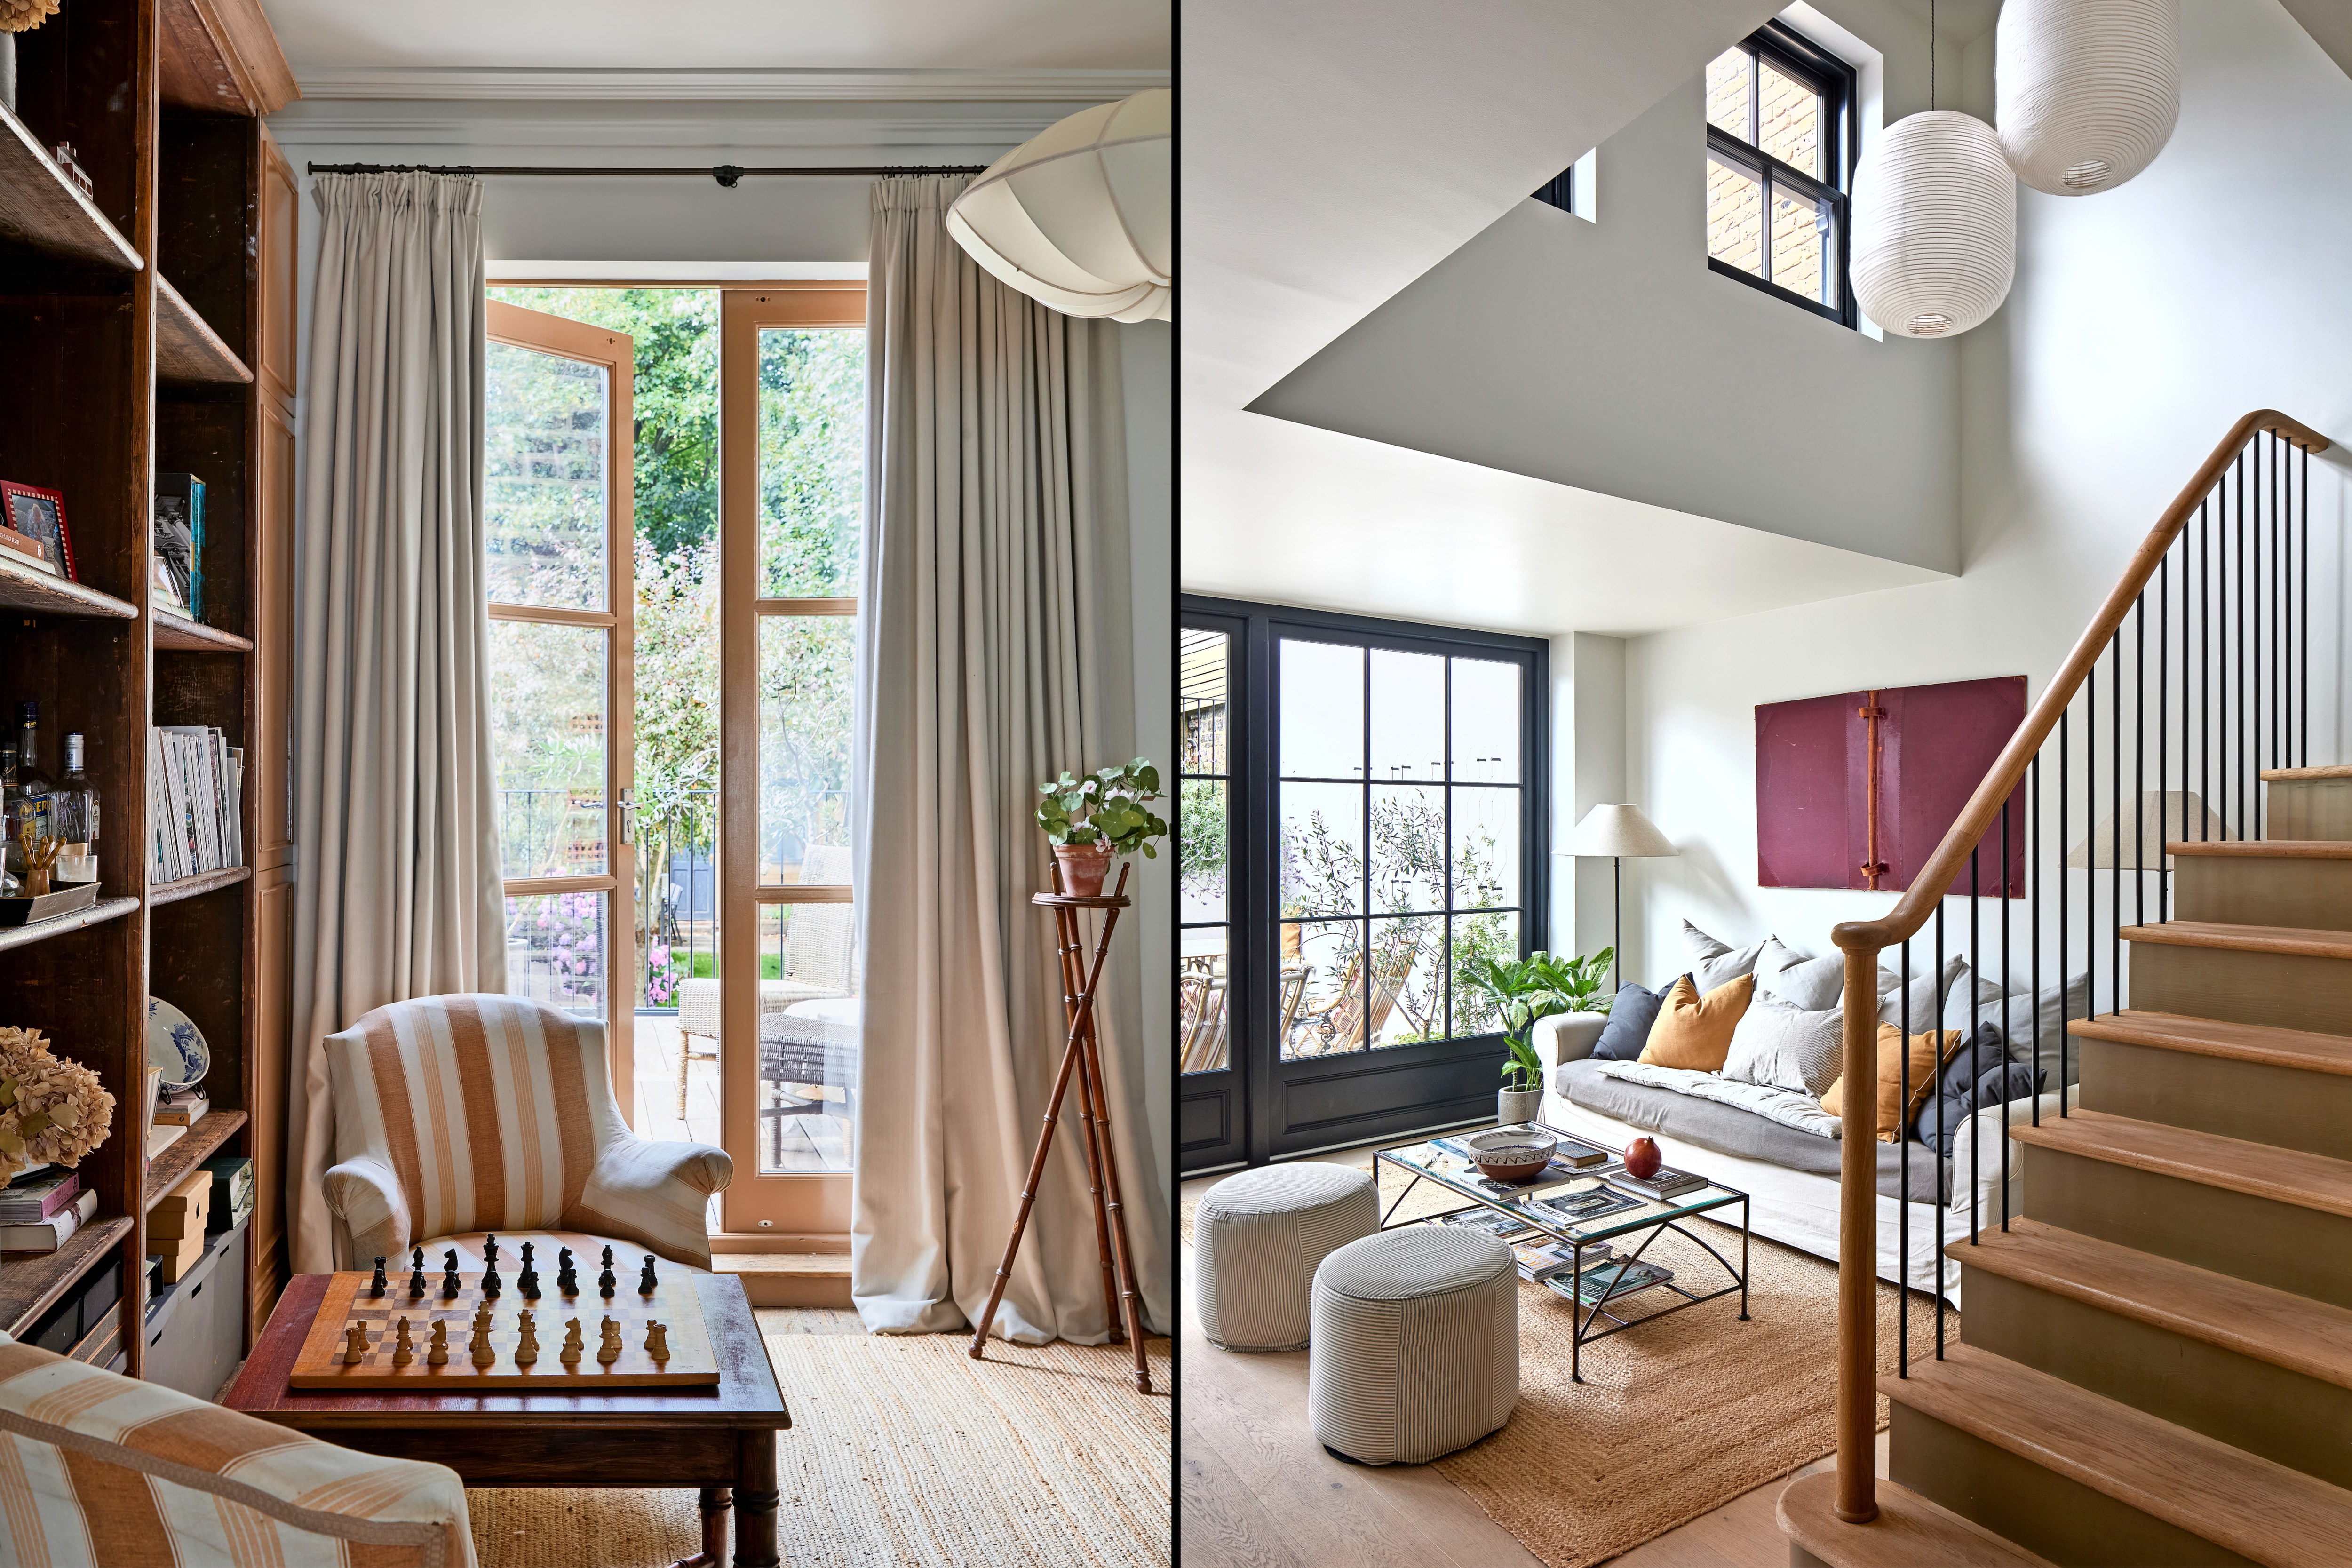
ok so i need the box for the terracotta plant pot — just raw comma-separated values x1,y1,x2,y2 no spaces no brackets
1053,840,1114,897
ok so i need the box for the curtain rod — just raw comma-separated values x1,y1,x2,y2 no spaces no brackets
305,162,987,187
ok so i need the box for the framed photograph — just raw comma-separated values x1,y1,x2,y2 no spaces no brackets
0,484,74,581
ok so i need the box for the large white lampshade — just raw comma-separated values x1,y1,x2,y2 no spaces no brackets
1851,111,2017,340
1996,0,2178,196
1569,804,1677,860
946,88,1169,324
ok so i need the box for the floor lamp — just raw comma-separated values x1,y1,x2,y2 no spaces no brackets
1566,804,1678,993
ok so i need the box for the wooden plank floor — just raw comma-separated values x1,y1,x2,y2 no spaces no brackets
1180,1153,1887,1568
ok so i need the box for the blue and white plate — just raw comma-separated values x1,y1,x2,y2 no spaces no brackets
147,997,209,1091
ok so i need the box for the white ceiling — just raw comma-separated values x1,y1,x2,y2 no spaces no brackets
261,0,1168,75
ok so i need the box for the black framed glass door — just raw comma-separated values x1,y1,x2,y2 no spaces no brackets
1180,596,1549,1172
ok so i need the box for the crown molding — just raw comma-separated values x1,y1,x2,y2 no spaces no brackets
263,109,1045,152
290,65,1169,103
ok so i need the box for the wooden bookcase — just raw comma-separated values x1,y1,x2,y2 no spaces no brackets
0,0,293,1378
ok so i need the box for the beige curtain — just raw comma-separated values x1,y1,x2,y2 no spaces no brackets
286,173,508,1275
852,175,1169,1341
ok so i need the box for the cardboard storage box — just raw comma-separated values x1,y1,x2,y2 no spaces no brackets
147,1167,212,1245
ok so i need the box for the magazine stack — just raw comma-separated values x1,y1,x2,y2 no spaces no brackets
147,725,244,883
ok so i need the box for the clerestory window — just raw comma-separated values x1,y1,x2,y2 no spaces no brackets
1703,21,1858,326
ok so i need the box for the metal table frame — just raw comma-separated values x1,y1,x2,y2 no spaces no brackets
1373,1122,1751,1382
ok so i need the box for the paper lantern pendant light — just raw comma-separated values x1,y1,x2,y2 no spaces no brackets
946,88,1170,323
1996,0,2178,196
1850,111,2016,340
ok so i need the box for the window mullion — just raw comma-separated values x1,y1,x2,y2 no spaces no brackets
1747,48,1760,149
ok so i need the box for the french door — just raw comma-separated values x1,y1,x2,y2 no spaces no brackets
483,302,639,1110
1179,597,1549,1172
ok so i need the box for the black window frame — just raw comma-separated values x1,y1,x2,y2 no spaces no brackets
1703,20,1860,328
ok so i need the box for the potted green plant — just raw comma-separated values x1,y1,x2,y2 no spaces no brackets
1037,758,1169,897
1458,948,1613,1125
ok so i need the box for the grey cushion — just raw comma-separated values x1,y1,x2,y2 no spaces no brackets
1914,1043,2043,1156
1592,980,1670,1061
1682,919,1766,991
1722,991,1845,1096
1970,972,2091,1085
1308,1228,1517,1464
1756,937,1844,1011
1876,954,1969,1030
1196,1163,1379,1353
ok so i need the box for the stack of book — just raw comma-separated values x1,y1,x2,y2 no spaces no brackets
152,473,205,619
1545,1258,1676,1307
152,1087,210,1127
146,724,244,883
0,1170,96,1252
1520,1186,1643,1228
1608,1165,1708,1203
1509,1236,1616,1283
1438,1208,1534,1241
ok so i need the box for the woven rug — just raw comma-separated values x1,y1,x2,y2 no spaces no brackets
468,1330,1172,1567
1185,1162,1947,1568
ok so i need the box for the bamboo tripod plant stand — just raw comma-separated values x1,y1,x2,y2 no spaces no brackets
969,860,1153,1394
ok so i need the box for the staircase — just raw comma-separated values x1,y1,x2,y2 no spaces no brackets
1780,417,2352,1566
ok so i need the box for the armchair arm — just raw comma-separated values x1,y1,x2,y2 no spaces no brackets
1949,1084,2079,1213
1534,1012,1608,1077
322,1154,413,1271
569,1136,735,1270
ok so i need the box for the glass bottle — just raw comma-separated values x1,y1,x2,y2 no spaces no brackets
53,732,96,881
5,704,46,872
0,744,16,890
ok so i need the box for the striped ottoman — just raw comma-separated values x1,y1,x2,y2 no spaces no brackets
1195,1163,1378,1352
1308,1227,1518,1465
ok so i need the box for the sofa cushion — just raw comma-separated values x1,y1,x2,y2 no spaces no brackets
1639,972,1755,1071
1820,1024,1963,1142
1592,979,1671,1061
1756,937,1844,1011
1913,1045,2044,1155
1875,955,1969,1031
1682,919,1767,991
1722,991,1845,1096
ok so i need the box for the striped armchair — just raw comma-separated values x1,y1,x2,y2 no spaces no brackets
323,994,732,1271
0,1329,475,1566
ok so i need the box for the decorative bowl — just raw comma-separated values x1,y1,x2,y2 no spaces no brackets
147,997,209,1092
1465,1127,1557,1184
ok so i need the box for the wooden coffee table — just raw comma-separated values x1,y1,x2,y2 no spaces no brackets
222,1271,790,1568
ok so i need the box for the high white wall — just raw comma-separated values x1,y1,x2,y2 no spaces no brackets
1620,0,2352,983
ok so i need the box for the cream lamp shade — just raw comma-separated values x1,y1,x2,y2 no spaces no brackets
2067,791,2228,868
1996,0,2179,196
1851,110,2016,340
945,88,1170,324
1569,804,1677,859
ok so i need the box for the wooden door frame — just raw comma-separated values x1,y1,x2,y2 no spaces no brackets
717,283,865,1237
483,300,638,1118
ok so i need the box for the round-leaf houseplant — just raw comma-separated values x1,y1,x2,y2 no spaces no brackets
1457,948,1613,1124
1037,758,1168,896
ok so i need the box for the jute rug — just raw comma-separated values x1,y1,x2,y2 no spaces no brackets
1185,1163,1948,1568
467,1329,1172,1567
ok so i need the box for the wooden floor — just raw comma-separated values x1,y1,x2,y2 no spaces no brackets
1179,1153,1887,1568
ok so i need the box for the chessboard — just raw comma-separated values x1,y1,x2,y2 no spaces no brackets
288,1269,721,1390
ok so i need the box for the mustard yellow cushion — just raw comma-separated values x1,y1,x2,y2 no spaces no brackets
1819,1023,1962,1142
1637,972,1755,1072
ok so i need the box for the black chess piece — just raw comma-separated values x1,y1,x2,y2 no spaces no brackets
441,1248,461,1300
483,1234,499,1267
519,1241,541,1300
409,1245,427,1298
597,1257,617,1300
557,1246,578,1296
638,1254,658,1295
482,1261,502,1298
370,1257,388,1298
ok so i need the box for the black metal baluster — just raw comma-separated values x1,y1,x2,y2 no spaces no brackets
2302,441,2311,767
1899,935,1912,1377
2202,495,2213,840
2136,593,2145,939
2111,630,2122,1016
2000,796,2011,1230
1969,839,1980,1246
2031,753,2042,1128
2158,551,2169,923
2238,449,2249,842
2059,706,2070,1112
1934,898,1946,1355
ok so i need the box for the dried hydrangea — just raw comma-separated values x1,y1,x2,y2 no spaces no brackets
0,1026,113,1185
0,0,59,35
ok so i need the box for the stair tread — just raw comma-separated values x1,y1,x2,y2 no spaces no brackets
2166,838,2352,859
1883,1344,2352,1565
1776,1472,2050,1568
2263,765,2352,781
2118,919,2352,959
1953,1218,2352,1391
2009,1108,2352,1219
2068,1009,2352,1076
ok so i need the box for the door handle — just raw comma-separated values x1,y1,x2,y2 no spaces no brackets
617,788,636,846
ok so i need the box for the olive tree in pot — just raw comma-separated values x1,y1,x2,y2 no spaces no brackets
1036,759,1169,896
1458,948,1613,1126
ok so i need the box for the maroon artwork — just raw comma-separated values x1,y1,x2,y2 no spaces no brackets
1756,676,2027,894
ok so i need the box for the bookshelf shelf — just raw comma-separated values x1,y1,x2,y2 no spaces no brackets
156,275,253,387
144,1109,246,1211
0,896,138,955
0,555,140,621
149,866,250,907
0,1216,132,1337
0,103,140,272
153,615,252,653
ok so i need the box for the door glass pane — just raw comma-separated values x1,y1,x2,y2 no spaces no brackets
1280,639,1362,779
756,327,866,598
1181,629,1230,776
758,616,855,885
1367,915,1446,1048
1760,59,1824,177
1706,47,1751,139
1180,927,1230,1075
485,342,609,611
1283,918,1364,1058
1180,778,1227,923
1368,783,1446,913
1452,659,1521,783
1280,781,1362,916
489,618,608,878
1707,155,1765,278
1450,909,1521,1037
1771,182,1832,306
1453,786,1522,909
506,890,607,1018
1369,649,1446,781
755,901,858,1174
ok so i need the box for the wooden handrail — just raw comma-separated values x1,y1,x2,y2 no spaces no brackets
1821,409,2333,1526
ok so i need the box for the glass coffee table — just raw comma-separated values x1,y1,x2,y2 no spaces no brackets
1374,1122,1750,1381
